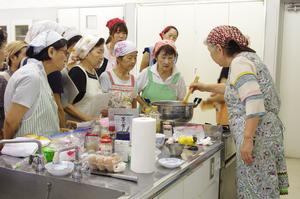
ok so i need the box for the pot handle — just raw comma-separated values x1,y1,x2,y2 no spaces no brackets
193,97,202,108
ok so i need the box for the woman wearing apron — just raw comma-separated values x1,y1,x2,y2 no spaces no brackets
190,25,289,198
67,35,106,121
137,40,186,108
139,25,179,72
100,40,138,108
3,30,67,138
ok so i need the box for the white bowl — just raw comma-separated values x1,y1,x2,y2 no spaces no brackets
158,158,185,169
45,161,74,176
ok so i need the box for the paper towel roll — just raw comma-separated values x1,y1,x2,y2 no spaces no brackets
131,117,156,173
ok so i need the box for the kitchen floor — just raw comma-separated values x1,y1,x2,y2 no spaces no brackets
281,158,300,199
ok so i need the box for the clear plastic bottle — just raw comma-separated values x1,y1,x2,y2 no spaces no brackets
99,136,112,156
149,106,161,133
108,122,116,153
92,120,101,136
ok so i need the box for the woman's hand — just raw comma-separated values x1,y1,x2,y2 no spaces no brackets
240,138,254,165
189,82,207,93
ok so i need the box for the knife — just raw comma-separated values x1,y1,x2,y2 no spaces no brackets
91,170,138,183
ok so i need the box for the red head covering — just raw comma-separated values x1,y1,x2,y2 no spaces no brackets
206,25,248,48
152,40,177,59
106,18,126,30
159,26,178,39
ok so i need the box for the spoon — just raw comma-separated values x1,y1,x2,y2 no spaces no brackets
182,76,200,104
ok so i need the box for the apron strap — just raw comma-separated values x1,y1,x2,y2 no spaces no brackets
107,71,116,86
130,74,135,87
171,72,180,84
147,68,153,82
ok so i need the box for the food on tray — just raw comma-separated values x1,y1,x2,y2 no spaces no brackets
87,154,125,173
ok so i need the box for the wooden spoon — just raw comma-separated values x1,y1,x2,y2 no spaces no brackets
182,76,200,104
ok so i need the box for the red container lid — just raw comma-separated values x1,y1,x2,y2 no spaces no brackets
86,133,98,137
100,136,112,144
108,125,115,132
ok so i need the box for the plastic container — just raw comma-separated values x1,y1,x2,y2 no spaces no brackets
100,126,109,138
149,106,161,133
108,123,116,153
84,133,99,152
114,140,130,162
92,121,102,136
42,147,55,163
99,136,112,156
162,121,173,138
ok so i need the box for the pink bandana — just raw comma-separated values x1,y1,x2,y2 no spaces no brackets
152,40,177,59
206,25,248,48
113,40,137,57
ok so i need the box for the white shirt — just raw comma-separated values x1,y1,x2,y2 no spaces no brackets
103,44,116,72
137,64,186,100
4,59,43,119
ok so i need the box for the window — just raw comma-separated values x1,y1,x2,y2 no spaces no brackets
15,25,28,41
86,15,97,29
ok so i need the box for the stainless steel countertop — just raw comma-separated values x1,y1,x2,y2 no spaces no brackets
0,141,223,199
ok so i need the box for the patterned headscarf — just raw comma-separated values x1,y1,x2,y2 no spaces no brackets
152,40,177,59
113,40,137,58
206,25,248,48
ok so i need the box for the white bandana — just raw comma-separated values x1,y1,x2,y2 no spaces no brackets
72,35,101,59
29,30,63,54
25,20,64,43
113,40,137,57
62,27,80,41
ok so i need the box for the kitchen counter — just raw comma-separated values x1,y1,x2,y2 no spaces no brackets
0,135,223,199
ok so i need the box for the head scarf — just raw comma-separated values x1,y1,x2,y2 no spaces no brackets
152,39,177,59
5,41,27,59
71,35,101,60
29,30,63,55
159,25,177,39
62,27,80,41
206,25,248,48
25,20,64,43
106,18,126,30
113,40,137,58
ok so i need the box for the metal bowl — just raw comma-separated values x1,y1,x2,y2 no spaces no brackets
151,98,201,123
166,143,184,157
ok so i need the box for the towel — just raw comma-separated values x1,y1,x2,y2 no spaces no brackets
1,137,39,157
197,137,213,146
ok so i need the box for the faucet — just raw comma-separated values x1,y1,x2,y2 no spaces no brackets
0,139,44,172
52,145,82,180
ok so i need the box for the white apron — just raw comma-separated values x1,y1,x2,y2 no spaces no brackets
61,67,79,107
16,63,59,137
73,65,104,116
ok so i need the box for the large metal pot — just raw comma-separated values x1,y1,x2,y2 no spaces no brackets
151,98,202,123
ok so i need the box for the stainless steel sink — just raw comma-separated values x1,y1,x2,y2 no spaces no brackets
0,167,124,199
